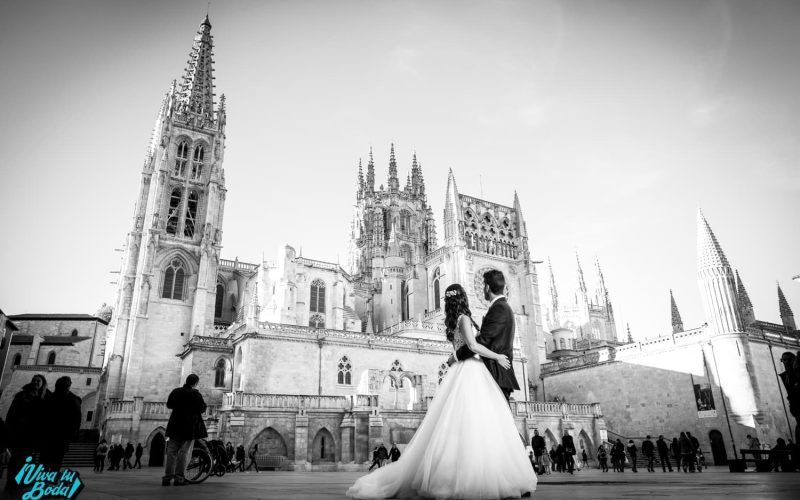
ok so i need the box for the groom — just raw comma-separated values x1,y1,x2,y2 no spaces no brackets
451,269,520,401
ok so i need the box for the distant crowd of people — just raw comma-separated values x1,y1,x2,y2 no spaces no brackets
1,374,82,494
369,443,401,471
93,441,144,472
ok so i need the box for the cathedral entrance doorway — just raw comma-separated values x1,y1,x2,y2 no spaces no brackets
709,429,727,465
148,432,165,467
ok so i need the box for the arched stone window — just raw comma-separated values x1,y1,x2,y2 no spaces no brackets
166,187,182,235
337,355,352,385
12,353,21,366
214,358,227,387
161,258,186,300
310,279,326,314
71,329,78,336
215,282,225,318
191,144,205,180
47,351,56,365
437,363,448,385
174,141,189,177
184,190,199,238
432,267,441,311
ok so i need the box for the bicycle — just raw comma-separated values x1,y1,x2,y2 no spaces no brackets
185,439,229,484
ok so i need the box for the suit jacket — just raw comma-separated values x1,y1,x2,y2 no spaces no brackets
455,297,520,392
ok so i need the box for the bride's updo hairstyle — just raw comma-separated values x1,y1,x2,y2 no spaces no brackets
444,283,472,342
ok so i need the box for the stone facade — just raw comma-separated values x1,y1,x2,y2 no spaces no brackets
94,16,607,469
541,211,800,465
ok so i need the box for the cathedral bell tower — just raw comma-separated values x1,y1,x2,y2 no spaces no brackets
105,16,227,401
349,145,437,331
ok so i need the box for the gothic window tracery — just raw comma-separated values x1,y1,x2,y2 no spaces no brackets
174,141,188,177
310,279,326,314
161,258,186,300
337,355,352,385
166,188,182,235
184,190,199,237
191,144,205,180
309,313,325,329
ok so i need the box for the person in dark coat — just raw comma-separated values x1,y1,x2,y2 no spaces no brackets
679,432,693,472
235,444,245,472
671,437,681,471
656,435,673,472
562,433,576,473
641,436,655,472
369,447,381,471
40,376,82,472
245,443,260,472
377,443,389,467
389,443,401,462
686,432,700,472
612,439,625,472
531,430,546,474
779,352,800,443
94,440,108,473
123,443,134,470
627,440,638,472
597,445,608,472
162,374,207,486
134,443,144,469
4,383,41,492
555,444,565,473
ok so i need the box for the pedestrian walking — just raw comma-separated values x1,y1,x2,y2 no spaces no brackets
612,439,625,472
671,437,681,471
642,435,655,472
627,440,638,472
390,443,401,462
377,443,389,467
162,374,207,486
541,450,552,474
368,447,381,471
597,445,608,472
531,430,545,474
656,435,673,472
563,432,576,474
236,444,245,472
245,443,260,472
679,432,693,472
134,443,143,469
123,443,134,470
581,448,589,470
94,440,108,473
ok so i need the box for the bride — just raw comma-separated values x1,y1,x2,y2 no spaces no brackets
346,283,537,499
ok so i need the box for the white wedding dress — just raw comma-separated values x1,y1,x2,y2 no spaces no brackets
346,315,537,499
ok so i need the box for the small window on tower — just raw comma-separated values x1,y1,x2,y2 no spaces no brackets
162,258,187,300
174,142,189,177
184,190,199,238
166,188,182,235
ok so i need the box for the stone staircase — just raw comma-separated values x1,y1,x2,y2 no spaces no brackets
30,441,97,469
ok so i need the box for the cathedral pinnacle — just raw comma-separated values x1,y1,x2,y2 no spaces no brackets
443,168,462,244
547,256,559,314
366,147,375,193
357,158,364,199
670,289,684,333
388,143,399,192
626,323,633,343
178,16,217,121
778,282,794,322
575,252,587,296
735,270,753,309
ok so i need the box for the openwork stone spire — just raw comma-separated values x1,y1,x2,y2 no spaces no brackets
670,289,684,333
735,270,752,309
575,252,587,296
697,209,730,270
178,15,216,120
388,143,399,192
357,158,364,199
366,147,375,193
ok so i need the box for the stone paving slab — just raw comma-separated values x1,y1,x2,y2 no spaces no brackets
4,466,798,499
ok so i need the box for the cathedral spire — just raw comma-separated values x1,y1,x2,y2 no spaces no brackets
513,191,528,239
670,289,684,333
357,158,364,199
778,282,796,331
178,15,216,121
388,143,399,192
575,252,587,296
443,168,462,244
547,257,559,328
626,323,633,343
366,147,375,194
696,209,743,334
736,269,755,327
405,173,412,192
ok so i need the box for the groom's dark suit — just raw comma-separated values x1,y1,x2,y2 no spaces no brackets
455,297,520,400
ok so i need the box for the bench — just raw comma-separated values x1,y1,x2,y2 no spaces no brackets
739,449,792,472
254,454,288,470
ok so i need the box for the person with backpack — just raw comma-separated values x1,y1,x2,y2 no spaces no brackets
597,445,609,472
94,440,108,473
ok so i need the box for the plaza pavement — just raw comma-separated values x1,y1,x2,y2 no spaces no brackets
18,466,800,499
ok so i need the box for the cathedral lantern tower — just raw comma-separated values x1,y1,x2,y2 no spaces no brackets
349,145,437,331
697,210,761,428
105,16,227,401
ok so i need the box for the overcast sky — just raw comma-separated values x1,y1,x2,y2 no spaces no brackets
1,0,798,339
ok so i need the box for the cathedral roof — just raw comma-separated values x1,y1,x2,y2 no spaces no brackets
9,313,109,325
697,209,731,270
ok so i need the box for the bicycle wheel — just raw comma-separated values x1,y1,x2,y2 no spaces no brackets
185,447,212,484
